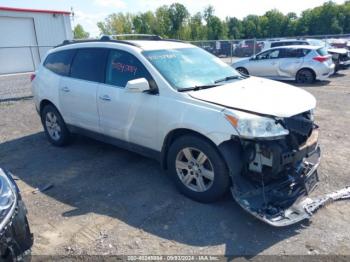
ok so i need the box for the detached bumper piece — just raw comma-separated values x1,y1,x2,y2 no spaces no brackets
0,169,33,262
0,200,32,262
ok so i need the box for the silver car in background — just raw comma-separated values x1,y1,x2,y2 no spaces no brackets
232,45,335,84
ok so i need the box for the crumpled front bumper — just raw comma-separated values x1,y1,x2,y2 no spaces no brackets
232,145,322,227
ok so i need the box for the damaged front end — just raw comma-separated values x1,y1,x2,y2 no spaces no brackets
222,111,327,226
0,168,33,261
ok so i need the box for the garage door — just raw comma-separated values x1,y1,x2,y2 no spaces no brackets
0,16,40,74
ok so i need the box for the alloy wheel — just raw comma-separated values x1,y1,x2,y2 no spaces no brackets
175,147,215,192
297,70,314,84
45,112,61,141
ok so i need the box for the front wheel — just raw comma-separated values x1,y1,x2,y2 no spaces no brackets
236,67,249,76
167,135,230,203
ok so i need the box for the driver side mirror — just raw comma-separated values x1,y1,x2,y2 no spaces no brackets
125,78,150,93
250,55,256,60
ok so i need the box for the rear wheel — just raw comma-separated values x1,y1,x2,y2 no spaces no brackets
167,135,230,203
41,104,70,146
296,69,315,84
236,67,249,76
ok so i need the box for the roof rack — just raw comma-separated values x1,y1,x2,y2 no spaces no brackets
102,34,186,43
104,34,163,40
56,34,186,49
56,37,142,48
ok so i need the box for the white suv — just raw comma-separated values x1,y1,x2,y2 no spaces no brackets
32,36,321,226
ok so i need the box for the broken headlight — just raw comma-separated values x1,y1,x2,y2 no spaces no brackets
225,113,289,139
0,168,16,231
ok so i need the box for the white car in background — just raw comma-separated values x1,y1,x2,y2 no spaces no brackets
232,45,335,83
32,35,321,226
266,38,350,73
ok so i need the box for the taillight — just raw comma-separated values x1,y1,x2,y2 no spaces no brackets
30,73,36,82
313,56,328,63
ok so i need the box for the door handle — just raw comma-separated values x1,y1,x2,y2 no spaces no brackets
61,86,70,93
99,95,111,101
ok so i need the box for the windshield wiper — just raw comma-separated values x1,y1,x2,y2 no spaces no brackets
214,75,246,84
178,84,221,92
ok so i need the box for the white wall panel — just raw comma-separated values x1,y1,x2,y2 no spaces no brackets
0,10,72,74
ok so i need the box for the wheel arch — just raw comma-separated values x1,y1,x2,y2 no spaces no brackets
160,128,241,173
296,67,316,80
236,67,249,75
161,128,220,170
39,99,57,114
39,99,65,127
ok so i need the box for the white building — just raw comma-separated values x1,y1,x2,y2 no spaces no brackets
0,6,73,75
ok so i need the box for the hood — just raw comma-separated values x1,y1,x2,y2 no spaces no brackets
189,77,316,118
328,48,349,55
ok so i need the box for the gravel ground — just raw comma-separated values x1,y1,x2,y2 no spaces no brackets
0,71,350,257
0,73,33,102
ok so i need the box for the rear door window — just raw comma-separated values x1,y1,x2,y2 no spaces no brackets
105,49,155,88
44,49,75,76
282,48,311,58
70,48,108,83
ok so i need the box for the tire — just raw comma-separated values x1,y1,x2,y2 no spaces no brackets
236,67,249,76
296,69,315,84
334,60,340,74
41,104,70,146
167,135,230,203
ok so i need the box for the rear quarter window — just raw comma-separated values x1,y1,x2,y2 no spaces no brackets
44,49,75,76
317,48,328,56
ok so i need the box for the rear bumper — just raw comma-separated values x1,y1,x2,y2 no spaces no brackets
317,64,335,80
338,59,350,69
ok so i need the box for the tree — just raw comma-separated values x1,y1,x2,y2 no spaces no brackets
203,6,226,40
73,24,89,39
189,12,206,40
133,11,155,34
226,17,242,39
154,5,172,37
96,1,350,41
97,13,133,35
168,3,190,38
262,9,287,37
242,15,262,38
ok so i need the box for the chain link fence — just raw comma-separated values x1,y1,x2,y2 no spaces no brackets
1,34,350,101
190,34,350,64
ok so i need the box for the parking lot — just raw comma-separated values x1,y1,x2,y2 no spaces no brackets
0,71,350,256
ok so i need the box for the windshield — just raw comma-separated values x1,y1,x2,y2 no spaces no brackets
143,47,241,90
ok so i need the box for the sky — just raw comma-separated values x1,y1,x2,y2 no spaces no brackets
0,0,346,37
